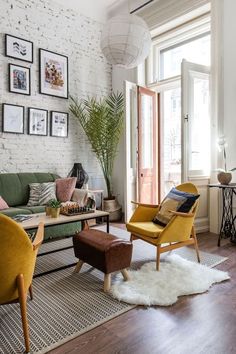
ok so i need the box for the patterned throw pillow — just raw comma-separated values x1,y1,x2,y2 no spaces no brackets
27,182,57,206
153,188,200,226
0,196,9,210
56,177,77,202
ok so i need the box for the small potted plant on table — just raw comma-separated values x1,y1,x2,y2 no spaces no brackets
46,199,62,218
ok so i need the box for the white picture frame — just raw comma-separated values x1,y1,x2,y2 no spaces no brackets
51,111,68,137
28,108,48,136
5,34,33,63
39,49,69,99
2,103,24,134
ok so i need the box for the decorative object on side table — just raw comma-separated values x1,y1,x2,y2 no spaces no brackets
50,111,68,137
5,34,33,63
28,108,48,136
39,48,68,99
9,63,30,95
69,92,124,221
2,103,24,134
68,163,89,189
47,199,61,218
217,136,236,184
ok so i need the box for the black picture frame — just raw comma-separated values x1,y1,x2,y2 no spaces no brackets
50,111,69,137
5,34,33,63
2,103,24,134
39,48,69,99
28,107,48,136
9,63,31,96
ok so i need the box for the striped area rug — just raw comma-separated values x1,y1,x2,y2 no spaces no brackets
0,227,227,354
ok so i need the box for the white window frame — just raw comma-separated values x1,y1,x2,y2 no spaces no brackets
146,13,211,85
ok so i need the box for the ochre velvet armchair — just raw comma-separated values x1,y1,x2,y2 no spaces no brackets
0,214,44,353
126,183,200,270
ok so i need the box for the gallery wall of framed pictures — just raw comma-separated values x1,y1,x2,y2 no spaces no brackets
1,33,70,137
2,103,68,138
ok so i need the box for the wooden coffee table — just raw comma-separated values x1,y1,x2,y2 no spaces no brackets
20,210,109,277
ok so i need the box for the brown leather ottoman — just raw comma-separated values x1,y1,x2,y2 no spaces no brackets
73,229,133,292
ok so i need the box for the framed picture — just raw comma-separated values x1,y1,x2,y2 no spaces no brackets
5,34,33,63
2,103,24,134
28,108,48,136
9,64,30,95
50,111,68,137
39,49,68,99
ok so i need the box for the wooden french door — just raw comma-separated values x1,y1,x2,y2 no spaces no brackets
137,86,159,204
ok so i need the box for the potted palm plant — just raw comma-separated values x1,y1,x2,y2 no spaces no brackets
69,92,124,220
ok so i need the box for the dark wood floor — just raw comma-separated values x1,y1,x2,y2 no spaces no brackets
48,229,236,354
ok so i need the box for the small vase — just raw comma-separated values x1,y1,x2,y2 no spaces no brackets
217,172,232,185
68,163,89,189
51,208,60,218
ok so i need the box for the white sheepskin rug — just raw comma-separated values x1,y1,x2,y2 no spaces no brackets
110,255,230,306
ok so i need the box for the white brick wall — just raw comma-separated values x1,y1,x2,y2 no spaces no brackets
0,0,111,191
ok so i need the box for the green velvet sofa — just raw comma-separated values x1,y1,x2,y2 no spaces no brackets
0,172,81,241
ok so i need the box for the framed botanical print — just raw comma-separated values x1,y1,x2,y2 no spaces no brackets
50,111,68,137
28,108,48,136
2,103,24,134
5,34,33,63
39,49,69,99
9,64,31,95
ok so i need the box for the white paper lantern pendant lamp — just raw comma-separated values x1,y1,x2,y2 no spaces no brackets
101,12,151,69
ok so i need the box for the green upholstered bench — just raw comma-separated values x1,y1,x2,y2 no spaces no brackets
0,172,81,241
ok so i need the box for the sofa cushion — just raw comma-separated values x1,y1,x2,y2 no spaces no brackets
0,207,32,217
0,196,9,210
0,172,58,207
56,177,77,202
18,205,46,213
27,182,56,206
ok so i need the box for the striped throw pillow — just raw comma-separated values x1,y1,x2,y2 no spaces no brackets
27,182,57,206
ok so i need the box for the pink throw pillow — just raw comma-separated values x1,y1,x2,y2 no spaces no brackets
0,196,9,210
56,177,77,202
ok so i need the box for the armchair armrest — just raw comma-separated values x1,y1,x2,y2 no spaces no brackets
32,222,44,251
129,202,160,222
169,210,194,218
131,200,159,208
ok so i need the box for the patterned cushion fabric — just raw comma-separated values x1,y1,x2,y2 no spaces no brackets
27,182,56,206
0,196,9,210
153,188,200,226
56,177,77,202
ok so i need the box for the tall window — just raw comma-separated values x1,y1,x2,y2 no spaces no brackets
147,15,211,196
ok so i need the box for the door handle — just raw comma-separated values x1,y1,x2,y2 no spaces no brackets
141,173,143,177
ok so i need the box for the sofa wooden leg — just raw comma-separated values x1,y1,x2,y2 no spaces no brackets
121,269,130,281
17,274,30,353
156,245,161,271
104,274,111,292
73,260,84,273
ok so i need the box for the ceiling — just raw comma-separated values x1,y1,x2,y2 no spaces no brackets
52,0,119,22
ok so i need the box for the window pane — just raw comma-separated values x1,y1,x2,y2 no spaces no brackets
160,34,210,80
189,76,210,174
141,94,153,169
162,87,181,197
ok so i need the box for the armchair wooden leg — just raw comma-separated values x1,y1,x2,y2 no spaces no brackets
156,245,161,271
17,274,30,353
73,260,84,273
29,284,33,300
104,274,111,292
192,226,200,263
121,269,130,281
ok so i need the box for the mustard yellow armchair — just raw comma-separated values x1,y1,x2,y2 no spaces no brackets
0,214,44,353
126,183,200,270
